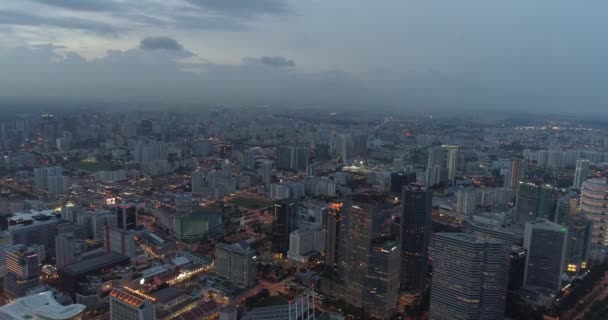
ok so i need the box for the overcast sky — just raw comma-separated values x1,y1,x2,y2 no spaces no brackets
0,0,607,114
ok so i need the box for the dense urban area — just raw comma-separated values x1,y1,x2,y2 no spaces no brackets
0,107,606,320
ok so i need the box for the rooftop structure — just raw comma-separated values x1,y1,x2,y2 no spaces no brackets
0,291,85,320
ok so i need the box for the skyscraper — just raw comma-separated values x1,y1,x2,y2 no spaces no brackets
429,233,509,320
324,202,343,269
271,201,297,256
425,147,444,187
110,287,156,320
580,178,608,261
34,166,69,195
336,194,400,318
504,159,524,194
573,159,590,189
443,145,459,185
335,134,354,162
116,203,138,230
277,146,309,171
400,186,432,291
456,188,478,216
191,169,204,195
523,219,567,292
258,160,272,188
215,242,257,288
515,182,557,224
564,216,592,274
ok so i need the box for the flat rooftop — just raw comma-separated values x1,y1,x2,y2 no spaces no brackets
59,252,130,277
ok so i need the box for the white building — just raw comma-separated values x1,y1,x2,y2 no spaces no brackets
0,291,85,320
287,228,326,263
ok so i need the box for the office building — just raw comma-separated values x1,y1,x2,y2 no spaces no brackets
390,172,417,194
573,159,590,189
106,227,138,258
214,242,257,288
0,291,86,320
116,203,138,230
515,182,557,223
90,212,117,240
4,244,40,298
55,233,85,267
110,287,156,320
242,291,314,320
325,202,343,269
11,219,60,258
580,178,608,261
336,194,400,318
523,219,567,292
271,201,297,255
287,228,325,263
462,216,514,245
400,186,432,291
429,233,509,320
564,216,592,274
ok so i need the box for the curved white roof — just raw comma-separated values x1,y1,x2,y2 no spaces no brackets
0,291,86,320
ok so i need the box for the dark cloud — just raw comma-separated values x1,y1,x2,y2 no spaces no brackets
185,0,287,16
244,56,295,67
28,0,120,12
139,36,184,51
0,10,119,35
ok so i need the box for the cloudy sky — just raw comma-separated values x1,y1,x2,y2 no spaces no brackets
0,0,607,114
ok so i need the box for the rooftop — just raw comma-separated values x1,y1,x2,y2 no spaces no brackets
0,291,85,320
59,252,130,277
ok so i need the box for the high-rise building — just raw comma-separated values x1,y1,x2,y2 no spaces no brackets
443,145,459,185
258,160,272,188
315,142,330,163
429,233,509,320
191,169,204,195
515,182,557,224
106,227,138,258
564,216,592,274
425,147,444,187
390,172,417,194
462,216,514,245
336,195,400,318
456,188,478,216
11,219,60,257
214,242,257,288
110,287,156,320
55,233,84,267
116,203,138,230
4,244,40,298
573,159,590,189
352,134,368,156
504,159,524,194
324,202,343,269
0,231,12,275
523,219,567,292
133,140,167,163
335,134,354,162
400,186,432,291
90,212,117,240
34,166,69,195
580,178,608,261
271,201,297,255
287,227,325,263
277,146,309,171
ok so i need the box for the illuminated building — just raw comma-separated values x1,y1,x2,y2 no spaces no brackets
324,202,343,268
110,287,156,320
580,178,608,261
0,291,85,320
335,194,400,318
515,182,557,223
3,244,40,298
0,231,13,275
564,216,592,274
430,233,509,320
523,219,567,292
116,203,138,230
214,242,257,288
400,185,432,292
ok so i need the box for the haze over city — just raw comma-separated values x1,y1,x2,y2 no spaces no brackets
0,0,607,114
